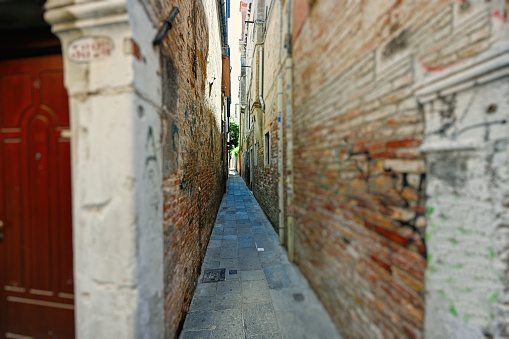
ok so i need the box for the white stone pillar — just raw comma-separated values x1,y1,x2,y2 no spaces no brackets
44,0,164,337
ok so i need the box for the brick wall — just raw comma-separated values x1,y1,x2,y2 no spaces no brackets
290,0,507,337
252,109,279,228
252,0,286,231
146,0,227,337
240,0,285,231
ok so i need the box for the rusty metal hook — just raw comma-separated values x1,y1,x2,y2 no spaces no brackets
153,7,180,46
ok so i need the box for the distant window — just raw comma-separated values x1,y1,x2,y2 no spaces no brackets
264,132,270,166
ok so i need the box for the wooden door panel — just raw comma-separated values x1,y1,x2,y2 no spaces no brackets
7,297,74,338
0,54,74,338
28,115,52,293
1,74,33,128
2,141,24,289
56,140,73,296
40,71,68,127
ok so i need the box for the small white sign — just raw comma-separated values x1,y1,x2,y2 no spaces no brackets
68,36,113,63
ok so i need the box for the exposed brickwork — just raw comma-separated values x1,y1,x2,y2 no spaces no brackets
252,109,279,228
240,0,285,232
147,0,227,337
239,0,508,337
289,1,504,338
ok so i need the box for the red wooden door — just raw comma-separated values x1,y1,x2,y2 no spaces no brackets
0,54,74,338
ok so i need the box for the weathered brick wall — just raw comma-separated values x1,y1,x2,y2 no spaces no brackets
142,0,226,337
252,1,282,230
240,1,256,189
291,1,507,337
252,108,279,228
241,1,284,231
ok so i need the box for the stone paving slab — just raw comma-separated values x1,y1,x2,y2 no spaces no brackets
180,171,341,339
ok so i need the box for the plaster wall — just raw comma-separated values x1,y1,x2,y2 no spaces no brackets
239,0,292,239
240,1,257,187
44,1,148,335
250,0,283,230
127,0,165,337
45,0,167,335
418,46,509,338
203,0,225,126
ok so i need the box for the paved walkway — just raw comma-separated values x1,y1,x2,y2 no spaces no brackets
180,171,341,339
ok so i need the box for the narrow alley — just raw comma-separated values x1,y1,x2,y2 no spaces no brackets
180,171,340,339
2,0,509,338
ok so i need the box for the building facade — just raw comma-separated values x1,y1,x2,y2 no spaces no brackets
238,0,509,338
239,0,282,230
0,0,230,338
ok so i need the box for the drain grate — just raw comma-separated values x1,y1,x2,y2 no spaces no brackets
293,293,305,302
202,268,225,283
229,270,238,275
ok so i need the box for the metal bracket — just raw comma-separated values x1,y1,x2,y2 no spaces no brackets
153,7,180,46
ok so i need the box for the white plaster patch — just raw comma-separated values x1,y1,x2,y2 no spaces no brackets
59,22,134,95
72,91,139,339
68,36,114,63
47,0,165,337
133,95,164,339
127,0,164,337
202,0,224,127
418,53,509,338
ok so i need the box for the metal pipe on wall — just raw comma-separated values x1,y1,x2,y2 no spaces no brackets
285,0,295,262
259,46,265,112
277,74,284,244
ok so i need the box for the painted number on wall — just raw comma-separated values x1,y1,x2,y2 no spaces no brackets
68,36,113,63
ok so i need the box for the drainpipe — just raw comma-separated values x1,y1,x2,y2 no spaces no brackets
259,45,265,112
277,74,284,244
285,0,295,262
277,0,285,246
255,0,266,113
253,41,265,113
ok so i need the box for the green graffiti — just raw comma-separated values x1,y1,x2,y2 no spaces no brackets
318,183,331,190
427,253,434,263
427,207,435,216
437,290,446,298
458,288,472,293
489,248,495,258
489,292,498,304
449,238,458,245
449,264,464,269
426,219,436,241
450,304,459,317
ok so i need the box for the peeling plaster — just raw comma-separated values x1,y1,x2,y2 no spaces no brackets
419,49,509,338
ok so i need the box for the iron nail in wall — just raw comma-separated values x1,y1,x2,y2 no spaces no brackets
153,7,180,46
